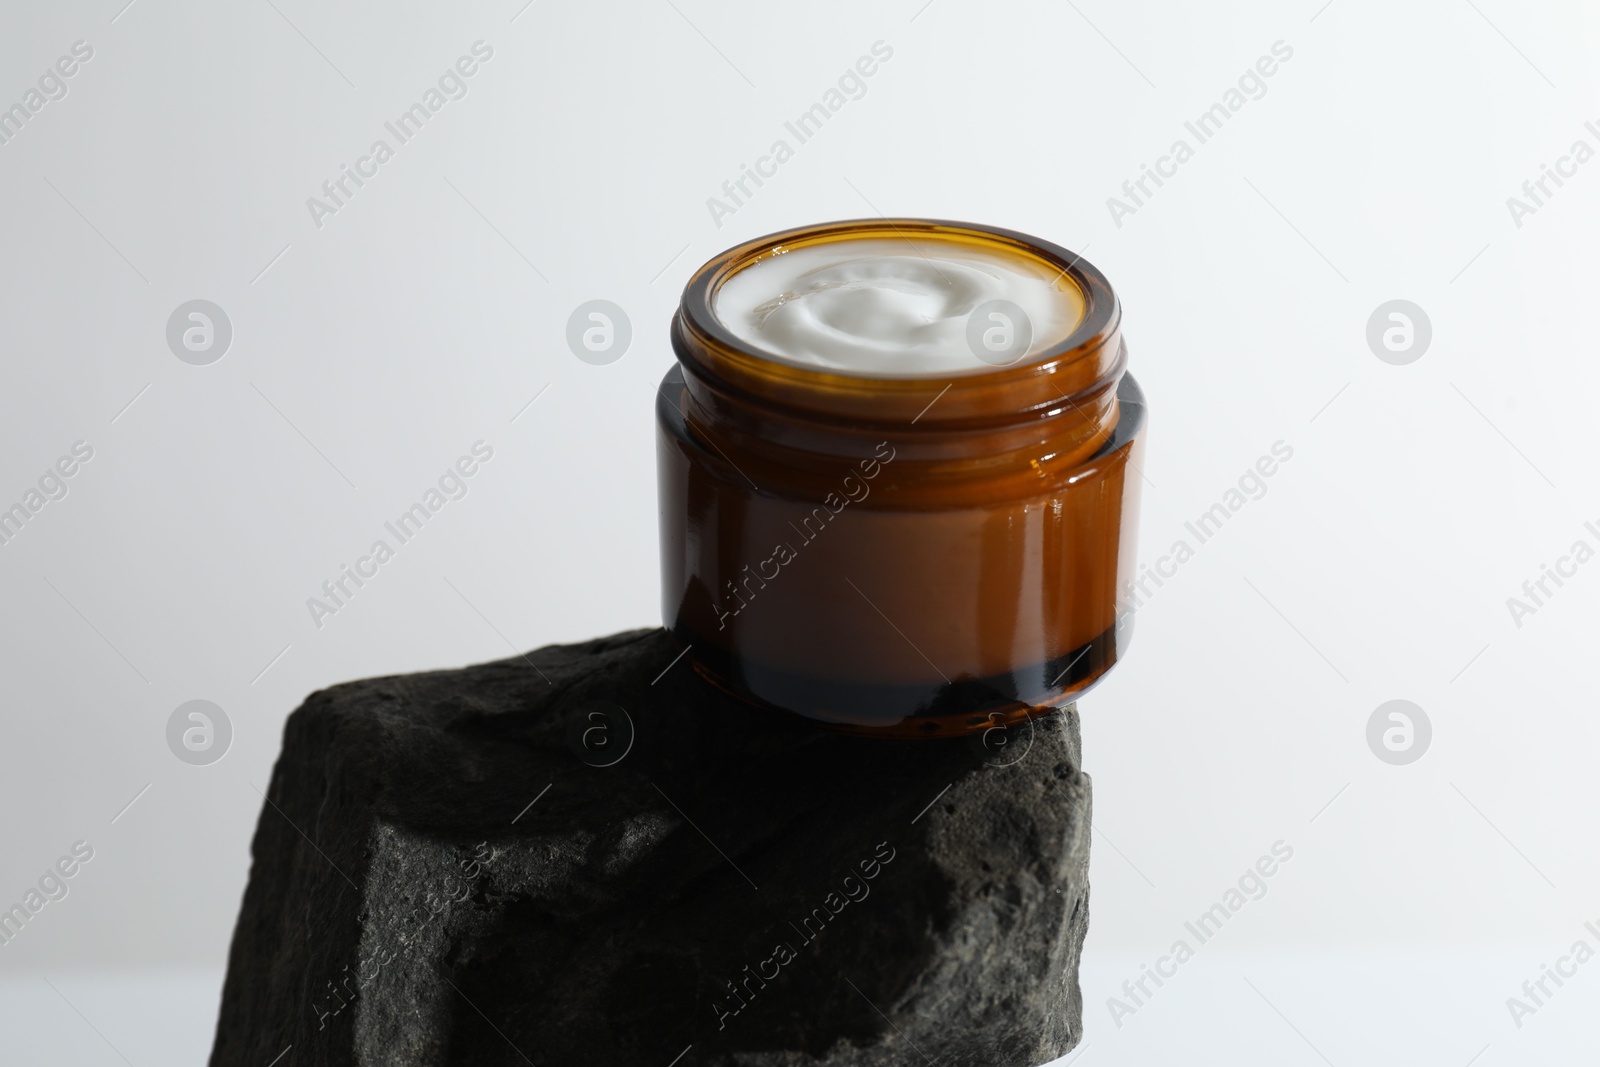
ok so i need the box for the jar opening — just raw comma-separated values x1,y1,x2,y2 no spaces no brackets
711,232,1088,378
675,219,1122,433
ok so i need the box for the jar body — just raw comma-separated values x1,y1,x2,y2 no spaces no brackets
656,219,1146,736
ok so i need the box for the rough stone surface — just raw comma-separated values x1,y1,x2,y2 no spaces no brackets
209,628,1092,1067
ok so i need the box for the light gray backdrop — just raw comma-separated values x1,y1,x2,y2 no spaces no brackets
1,0,1596,1063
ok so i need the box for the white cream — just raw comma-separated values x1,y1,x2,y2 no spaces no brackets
713,238,1084,376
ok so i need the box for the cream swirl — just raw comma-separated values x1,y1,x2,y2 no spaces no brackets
713,237,1083,376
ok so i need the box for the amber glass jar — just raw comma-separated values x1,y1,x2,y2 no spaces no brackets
657,218,1145,736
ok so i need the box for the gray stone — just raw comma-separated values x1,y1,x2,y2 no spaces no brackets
209,628,1091,1067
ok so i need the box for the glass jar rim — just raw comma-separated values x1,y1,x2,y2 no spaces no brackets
673,218,1123,430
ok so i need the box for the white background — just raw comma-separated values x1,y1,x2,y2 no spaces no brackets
1,0,1597,1063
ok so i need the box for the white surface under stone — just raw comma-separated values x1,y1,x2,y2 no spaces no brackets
1,949,1589,1066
